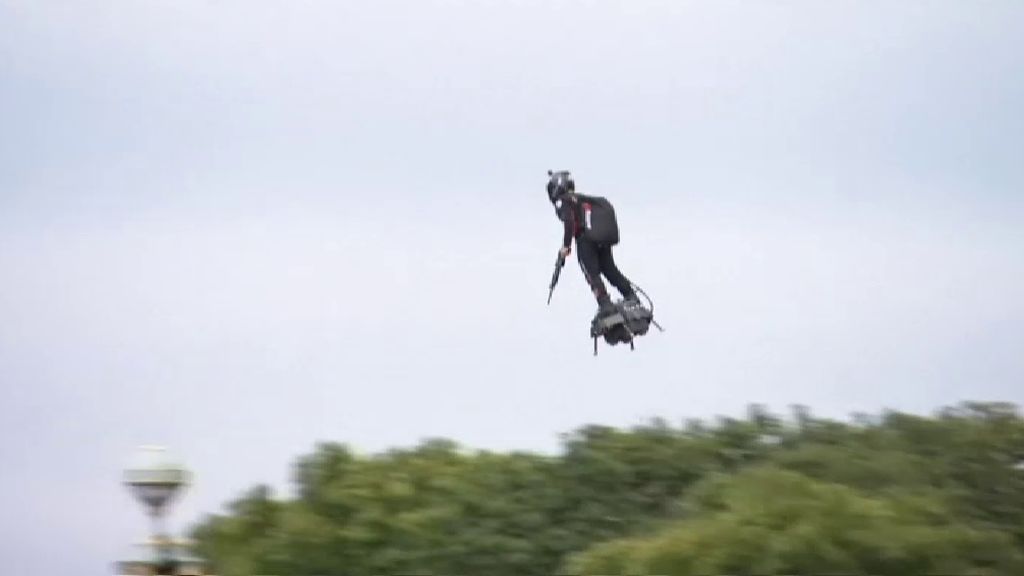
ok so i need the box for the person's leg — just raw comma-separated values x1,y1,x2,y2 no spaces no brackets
597,245,637,300
576,238,614,310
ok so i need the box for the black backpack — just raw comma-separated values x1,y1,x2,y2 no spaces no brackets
579,195,620,246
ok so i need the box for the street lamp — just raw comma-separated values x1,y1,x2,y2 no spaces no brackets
122,446,192,575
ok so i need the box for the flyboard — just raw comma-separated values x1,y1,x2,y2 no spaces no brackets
547,252,664,356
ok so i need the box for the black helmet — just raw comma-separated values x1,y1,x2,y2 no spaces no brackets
547,170,574,204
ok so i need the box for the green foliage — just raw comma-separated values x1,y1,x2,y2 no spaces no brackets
189,401,1024,575
566,467,1024,575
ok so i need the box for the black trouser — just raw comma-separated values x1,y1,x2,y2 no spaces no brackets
577,237,635,306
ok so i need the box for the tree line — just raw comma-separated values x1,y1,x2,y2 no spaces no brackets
190,401,1024,575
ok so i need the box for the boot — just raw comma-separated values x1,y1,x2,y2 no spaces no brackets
596,294,616,318
622,291,641,311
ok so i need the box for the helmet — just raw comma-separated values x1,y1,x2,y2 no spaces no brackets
547,170,574,204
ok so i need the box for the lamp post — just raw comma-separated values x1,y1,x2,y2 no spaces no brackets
122,446,192,575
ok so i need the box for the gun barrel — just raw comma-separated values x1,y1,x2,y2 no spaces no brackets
547,252,566,304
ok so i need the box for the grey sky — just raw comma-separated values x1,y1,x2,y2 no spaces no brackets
1,0,1022,573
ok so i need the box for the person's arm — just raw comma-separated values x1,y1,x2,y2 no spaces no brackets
559,202,574,254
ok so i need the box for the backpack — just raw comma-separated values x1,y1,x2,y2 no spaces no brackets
579,195,619,246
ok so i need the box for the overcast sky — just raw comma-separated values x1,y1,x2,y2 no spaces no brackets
1,0,1022,573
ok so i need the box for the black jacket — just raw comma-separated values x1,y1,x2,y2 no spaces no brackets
557,196,585,250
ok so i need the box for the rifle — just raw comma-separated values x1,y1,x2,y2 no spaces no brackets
547,250,567,305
